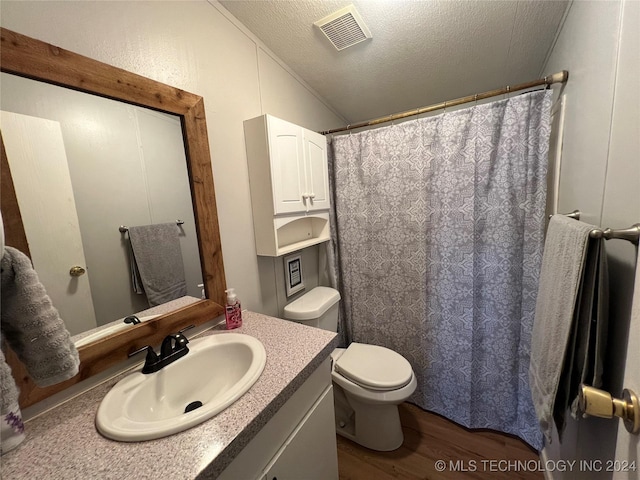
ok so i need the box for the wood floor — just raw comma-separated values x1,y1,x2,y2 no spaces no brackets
336,403,544,480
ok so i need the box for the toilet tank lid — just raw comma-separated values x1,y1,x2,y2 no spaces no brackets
283,287,341,321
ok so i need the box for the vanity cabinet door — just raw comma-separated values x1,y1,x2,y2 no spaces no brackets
263,386,339,480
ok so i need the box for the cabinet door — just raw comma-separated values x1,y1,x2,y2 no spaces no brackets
268,116,307,215
263,387,338,480
302,129,330,211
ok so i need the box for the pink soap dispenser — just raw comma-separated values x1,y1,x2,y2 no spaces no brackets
225,288,242,329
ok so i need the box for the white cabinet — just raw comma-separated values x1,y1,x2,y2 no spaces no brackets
263,387,338,480
244,114,331,256
251,114,329,216
217,358,338,480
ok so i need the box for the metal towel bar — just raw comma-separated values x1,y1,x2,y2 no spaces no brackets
556,211,640,244
119,220,184,233
551,209,581,220
589,223,640,244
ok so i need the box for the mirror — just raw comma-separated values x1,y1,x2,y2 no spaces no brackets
1,73,204,337
0,27,226,408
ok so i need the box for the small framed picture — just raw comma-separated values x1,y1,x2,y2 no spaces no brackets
284,253,304,297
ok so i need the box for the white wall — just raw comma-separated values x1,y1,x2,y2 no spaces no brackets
0,0,345,318
542,1,639,478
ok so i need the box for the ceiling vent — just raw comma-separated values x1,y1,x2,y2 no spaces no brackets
314,5,372,51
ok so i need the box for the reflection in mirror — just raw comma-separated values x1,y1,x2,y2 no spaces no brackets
0,27,226,408
1,73,204,337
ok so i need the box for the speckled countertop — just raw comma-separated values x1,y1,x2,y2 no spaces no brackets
1,311,337,479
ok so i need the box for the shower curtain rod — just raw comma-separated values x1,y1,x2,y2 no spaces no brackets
320,70,569,135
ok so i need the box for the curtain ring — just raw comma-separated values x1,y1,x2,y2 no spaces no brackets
474,94,478,106
443,101,447,113
347,125,351,136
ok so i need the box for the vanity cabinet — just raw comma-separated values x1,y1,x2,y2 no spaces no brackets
244,114,331,256
262,387,336,480
217,358,339,480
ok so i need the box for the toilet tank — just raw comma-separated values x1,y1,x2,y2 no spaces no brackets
283,287,341,332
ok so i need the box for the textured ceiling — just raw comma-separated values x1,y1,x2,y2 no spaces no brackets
219,0,569,124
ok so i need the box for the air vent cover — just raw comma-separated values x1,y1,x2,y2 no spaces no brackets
314,5,372,51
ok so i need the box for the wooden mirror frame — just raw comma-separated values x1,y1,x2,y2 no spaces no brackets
0,28,226,407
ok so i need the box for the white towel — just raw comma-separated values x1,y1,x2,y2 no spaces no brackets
529,215,596,443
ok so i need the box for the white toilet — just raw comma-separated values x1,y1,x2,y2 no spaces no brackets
283,287,417,451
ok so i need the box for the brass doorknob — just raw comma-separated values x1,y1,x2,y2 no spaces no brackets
69,266,86,277
579,385,640,434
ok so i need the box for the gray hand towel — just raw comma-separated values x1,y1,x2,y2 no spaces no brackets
529,215,597,443
1,246,80,454
128,223,187,307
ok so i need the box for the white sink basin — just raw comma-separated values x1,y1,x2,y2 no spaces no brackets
96,333,266,441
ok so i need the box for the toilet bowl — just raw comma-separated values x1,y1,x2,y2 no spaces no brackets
283,287,416,451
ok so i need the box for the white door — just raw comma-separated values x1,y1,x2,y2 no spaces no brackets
611,1,640,475
1,111,97,336
303,129,330,212
267,116,307,215
613,259,640,479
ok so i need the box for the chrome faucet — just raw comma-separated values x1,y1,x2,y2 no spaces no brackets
129,325,194,374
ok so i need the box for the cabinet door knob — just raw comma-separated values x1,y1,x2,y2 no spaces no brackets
308,193,315,199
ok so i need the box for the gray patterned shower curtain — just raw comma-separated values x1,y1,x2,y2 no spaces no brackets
329,90,552,449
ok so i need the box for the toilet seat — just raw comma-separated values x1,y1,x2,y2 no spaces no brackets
334,343,413,391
